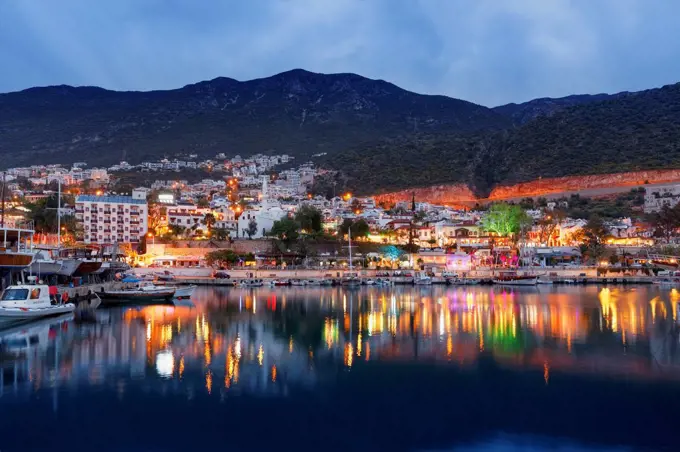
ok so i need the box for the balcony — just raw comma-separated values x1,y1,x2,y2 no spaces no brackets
103,210,111,214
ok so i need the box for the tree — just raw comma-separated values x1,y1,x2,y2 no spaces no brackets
574,215,609,263
205,249,240,267
338,218,369,240
536,209,566,245
652,204,680,242
269,216,299,247
246,218,258,239
197,197,210,208
212,227,230,241
294,205,323,234
481,203,531,237
137,234,147,255
202,213,216,231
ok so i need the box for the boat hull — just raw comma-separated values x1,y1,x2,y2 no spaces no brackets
29,261,63,276
57,259,81,277
173,285,196,299
97,289,176,304
0,252,34,269
74,261,102,276
0,304,75,323
493,278,538,286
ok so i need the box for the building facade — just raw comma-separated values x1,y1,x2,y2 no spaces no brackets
75,193,148,244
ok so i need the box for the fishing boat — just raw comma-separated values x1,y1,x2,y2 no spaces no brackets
493,271,538,286
0,282,75,324
97,277,175,304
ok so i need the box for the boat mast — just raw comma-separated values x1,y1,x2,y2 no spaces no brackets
57,178,61,247
348,226,353,271
1,171,5,228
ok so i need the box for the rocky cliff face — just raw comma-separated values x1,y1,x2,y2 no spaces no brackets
373,184,477,207
373,170,680,205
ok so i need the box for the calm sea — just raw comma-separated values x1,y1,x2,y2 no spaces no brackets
0,285,678,451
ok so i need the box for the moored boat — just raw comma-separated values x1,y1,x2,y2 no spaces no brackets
341,272,361,287
493,271,538,286
172,285,196,300
0,283,75,325
237,279,264,287
97,278,175,304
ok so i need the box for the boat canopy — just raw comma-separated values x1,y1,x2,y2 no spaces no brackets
122,276,142,283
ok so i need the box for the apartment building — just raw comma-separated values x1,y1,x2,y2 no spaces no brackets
75,193,148,244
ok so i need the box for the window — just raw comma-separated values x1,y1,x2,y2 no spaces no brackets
1,288,28,300
30,288,41,299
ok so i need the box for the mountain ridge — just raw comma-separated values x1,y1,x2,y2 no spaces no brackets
2,69,679,198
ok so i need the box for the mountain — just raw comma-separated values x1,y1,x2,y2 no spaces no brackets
325,82,680,196
4,69,680,198
0,69,508,167
492,93,622,125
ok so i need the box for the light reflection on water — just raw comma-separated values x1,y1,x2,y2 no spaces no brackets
0,285,679,450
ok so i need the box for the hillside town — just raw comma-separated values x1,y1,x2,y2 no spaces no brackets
3,153,680,275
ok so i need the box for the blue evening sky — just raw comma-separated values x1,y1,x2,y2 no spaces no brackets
1,0,679,106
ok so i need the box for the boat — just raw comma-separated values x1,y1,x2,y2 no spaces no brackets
29,249,63,276
96,277,176,304
341,272,361,287
0,282,75,325
57,247,102,276
155,270,176,282
238,279,264,287
375,278,392,286
306,279,321,286
414,273,433,285
319,279,334,286
172,285,196,300
493,271,538,286
56,258,81,277
273,279,291,286
290,279,307,286
363,279,376,285
537,277,554,285
460,278,481,286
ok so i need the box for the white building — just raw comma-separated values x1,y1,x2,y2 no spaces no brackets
236,179,286,238
644,184,680,213
75,193,148,244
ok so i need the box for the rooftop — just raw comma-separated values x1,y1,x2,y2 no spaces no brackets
76,195,146,205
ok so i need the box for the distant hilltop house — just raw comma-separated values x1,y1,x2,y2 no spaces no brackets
644,184,680,213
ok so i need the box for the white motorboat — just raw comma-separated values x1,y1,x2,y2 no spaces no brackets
363,279,376,285
97,278,176,304
537,277,554,285
169,285,196,299
290,279,307,286
238,279,264,287
375,278,392,286
155,270,176,282
306,279,321,286
319,279,334,286
461,279,481,286
0,283,75,324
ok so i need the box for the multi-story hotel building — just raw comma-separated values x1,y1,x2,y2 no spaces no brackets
75,190,148,244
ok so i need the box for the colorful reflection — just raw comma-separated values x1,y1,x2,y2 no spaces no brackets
1,285,679,404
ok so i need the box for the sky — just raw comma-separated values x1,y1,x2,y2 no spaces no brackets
1,0,680,106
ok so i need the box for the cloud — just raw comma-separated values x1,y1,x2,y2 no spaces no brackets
1,0,679,106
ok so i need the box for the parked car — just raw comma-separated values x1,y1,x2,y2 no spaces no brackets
213,271,231,279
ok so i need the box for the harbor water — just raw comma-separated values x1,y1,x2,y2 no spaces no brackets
0,285,679,451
